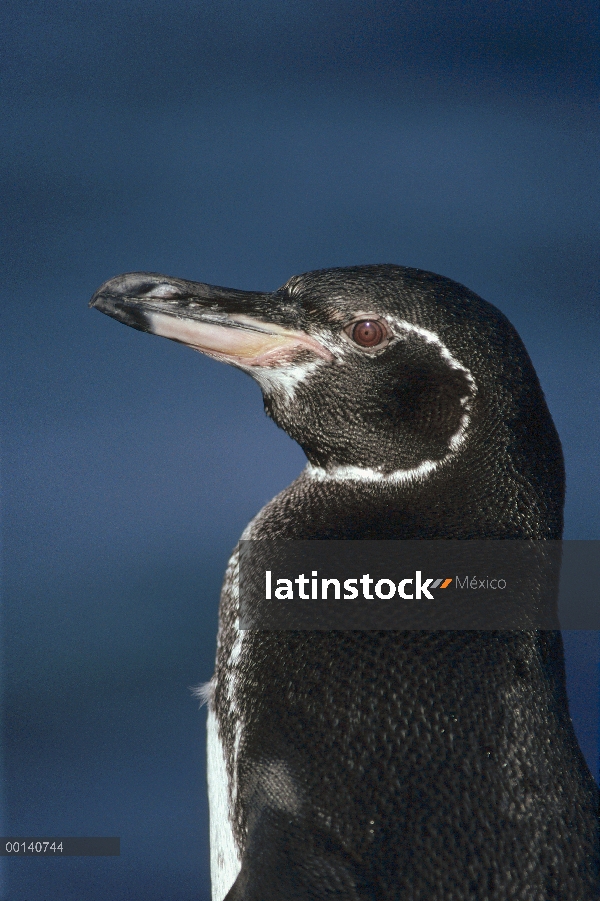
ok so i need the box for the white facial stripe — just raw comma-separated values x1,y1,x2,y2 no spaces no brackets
305,459,441,485
251,360,320,402
386,316,475,379
389,316,477,452
306,320,477,484
448,411,471,452
146,311,332,365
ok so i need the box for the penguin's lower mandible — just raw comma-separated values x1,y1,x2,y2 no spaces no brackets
90,265,599,901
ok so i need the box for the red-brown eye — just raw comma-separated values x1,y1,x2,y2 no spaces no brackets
350,319,386,348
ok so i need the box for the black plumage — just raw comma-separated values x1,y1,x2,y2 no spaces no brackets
91,265,599,901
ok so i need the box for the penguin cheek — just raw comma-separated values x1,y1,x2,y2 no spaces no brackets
260,361,473,473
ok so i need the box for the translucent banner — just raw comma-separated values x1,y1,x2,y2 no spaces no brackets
238,540,600,630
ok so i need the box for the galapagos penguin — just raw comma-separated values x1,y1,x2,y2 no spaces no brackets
90,265,599,901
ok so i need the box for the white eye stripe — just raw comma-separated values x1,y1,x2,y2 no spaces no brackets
384,317,476,383
306,321,476,483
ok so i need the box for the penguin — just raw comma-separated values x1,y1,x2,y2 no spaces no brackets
90,265,599,901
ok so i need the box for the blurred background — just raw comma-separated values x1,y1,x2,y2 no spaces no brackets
1,1,598,899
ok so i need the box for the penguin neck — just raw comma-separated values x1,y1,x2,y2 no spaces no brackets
304,459,441,486
245,461,555,541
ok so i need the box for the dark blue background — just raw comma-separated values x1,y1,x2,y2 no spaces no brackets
1,2,598,899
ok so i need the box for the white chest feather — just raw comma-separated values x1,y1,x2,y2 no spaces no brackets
206,707,241,900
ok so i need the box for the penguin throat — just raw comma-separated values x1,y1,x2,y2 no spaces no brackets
305,459,442,485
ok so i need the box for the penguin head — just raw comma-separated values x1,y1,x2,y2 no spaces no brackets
251,266,478,476
90,265,563,529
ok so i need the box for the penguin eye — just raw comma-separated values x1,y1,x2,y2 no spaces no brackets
346,318,388,349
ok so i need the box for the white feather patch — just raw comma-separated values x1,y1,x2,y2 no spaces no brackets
306,319,477,484
192,680,214,707
251,360,320,402
305,458,441,484
207,707,241,901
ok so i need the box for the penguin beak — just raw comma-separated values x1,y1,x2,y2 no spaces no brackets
89,272,332,367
